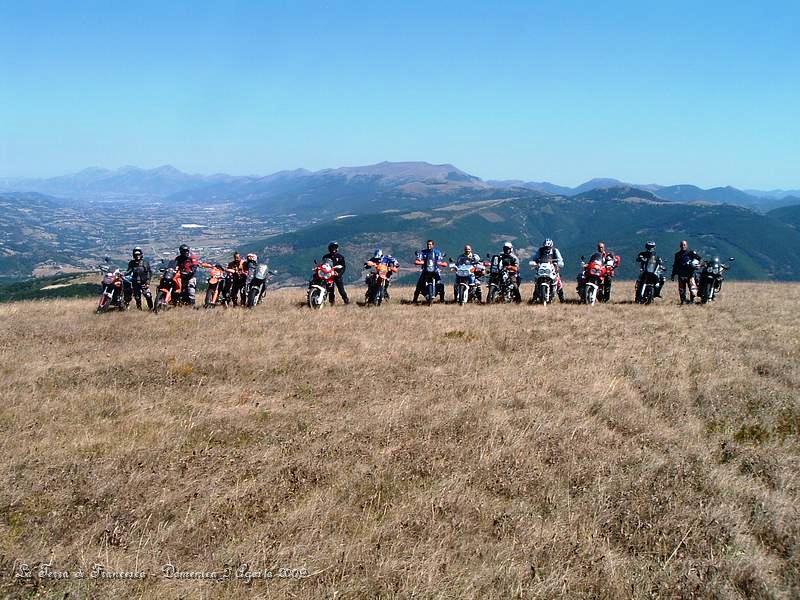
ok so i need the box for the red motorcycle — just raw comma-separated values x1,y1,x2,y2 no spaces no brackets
307,259,341,309
577,253,607,305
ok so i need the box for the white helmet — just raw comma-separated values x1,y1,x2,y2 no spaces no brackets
503,241,513,251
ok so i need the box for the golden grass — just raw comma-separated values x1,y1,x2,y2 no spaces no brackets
0,282,798,598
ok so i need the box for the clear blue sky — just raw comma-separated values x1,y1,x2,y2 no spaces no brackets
1,0,798,188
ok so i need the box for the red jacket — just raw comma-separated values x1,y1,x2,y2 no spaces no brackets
176,253,199,276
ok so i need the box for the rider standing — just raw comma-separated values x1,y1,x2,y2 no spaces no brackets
227,252,246,306
531,238,565,302
671,240,702,304
124,246,153,310
636,241,665,298
322,241,349,305
175,244,199,306
413,239,446,304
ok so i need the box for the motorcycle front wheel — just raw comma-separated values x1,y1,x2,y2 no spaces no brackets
586,285,596,306
247,287,259,308
308,287,325,310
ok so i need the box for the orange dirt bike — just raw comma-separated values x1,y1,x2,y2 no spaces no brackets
364,257,398,306
201,262,235,308
153,260,185,314
96,265,131,313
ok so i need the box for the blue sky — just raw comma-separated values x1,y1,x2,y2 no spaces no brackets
1,0,798,188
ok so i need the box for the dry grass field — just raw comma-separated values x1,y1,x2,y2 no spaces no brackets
1,282,798,599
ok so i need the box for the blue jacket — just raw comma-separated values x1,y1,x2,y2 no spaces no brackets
417,248,445,273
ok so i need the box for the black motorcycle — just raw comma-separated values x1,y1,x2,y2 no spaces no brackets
246,263,276,308
635,255,665,304
698,257,734,303
485,254,519,303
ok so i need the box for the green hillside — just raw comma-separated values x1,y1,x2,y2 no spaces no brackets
0,273,97,303
768,204,800,230
246,189,800,283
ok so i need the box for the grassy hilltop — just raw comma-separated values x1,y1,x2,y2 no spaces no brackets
1,284,798,598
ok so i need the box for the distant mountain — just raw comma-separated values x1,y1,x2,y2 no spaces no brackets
487,180,574,195
746,189,800,200
246,186,800,283
768,203,800,230
0,165,246,199
168,161,496,217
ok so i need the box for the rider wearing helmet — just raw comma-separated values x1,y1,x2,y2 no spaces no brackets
671,240,702,304
531,238,565,302
413,239,446,304
500,241,522,303
365,248,399,299
453,244,483,303
322,241,349,305
124,246,153,310
175,244,200,306
636,241,665,298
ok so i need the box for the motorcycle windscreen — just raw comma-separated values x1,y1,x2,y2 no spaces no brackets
255,264,270,279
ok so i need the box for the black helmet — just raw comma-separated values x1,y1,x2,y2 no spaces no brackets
645,241,656,250
328,241,339,252
132,246,143,258
179,244,190,255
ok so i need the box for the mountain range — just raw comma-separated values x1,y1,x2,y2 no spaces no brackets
2,161,800,282
3,163,798,212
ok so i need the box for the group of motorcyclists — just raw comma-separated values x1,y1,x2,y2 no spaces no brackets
101,236,729,313
106,244,267,311
314,238,725,307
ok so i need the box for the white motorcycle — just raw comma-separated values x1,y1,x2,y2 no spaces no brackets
449,258,484,305
529,260,559,305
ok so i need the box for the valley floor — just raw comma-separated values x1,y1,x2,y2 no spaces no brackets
0,283,798,598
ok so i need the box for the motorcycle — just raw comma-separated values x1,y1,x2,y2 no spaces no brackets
414,252,448,306
635,255,664,304
307,259,340,309
485,255,519,303
577,253,607,306
246,262,275,308
202,263,234,308
699,257,734,304
530,260,559,305
449,257,484,305
153,260,182,314
364,257,397,306
96,265,130,313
